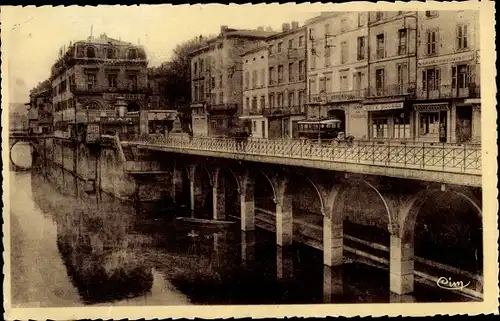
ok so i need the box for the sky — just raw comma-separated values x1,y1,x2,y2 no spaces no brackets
1,4,330,103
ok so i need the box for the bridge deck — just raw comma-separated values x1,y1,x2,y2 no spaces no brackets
123,136,482,187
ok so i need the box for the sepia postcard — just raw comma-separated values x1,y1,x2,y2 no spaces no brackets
1,1,498,319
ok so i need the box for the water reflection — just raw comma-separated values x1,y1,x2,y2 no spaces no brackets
9,158,475,307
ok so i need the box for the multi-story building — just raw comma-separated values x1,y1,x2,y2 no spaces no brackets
189,26,277,137
363,11,419,141
305,12,369,139
240,45,269,138
50,33,149,138
266,22,307,139
27,80,53,134
413,10,480,143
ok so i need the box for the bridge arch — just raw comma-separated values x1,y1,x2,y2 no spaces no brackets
9,139,36,170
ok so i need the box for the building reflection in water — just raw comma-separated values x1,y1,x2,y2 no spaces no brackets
31,164,154,304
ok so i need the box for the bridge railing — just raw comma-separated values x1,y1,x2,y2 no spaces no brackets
131,135,482,175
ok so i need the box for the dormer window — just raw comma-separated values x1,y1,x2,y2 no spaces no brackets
86,46,96,58
128,49,138,60
106,48,116,59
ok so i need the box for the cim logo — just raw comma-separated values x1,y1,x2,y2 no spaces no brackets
436,277,471,290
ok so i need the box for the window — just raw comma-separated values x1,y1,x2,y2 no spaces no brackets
261,121,266,137
452,64,470,89
107,74,117,88
319,77,327,93
376,34,385,59
128,49,138,60
394,113,411,139
253,121,257,132
288,38,294,49
353,71,365,91
340,19,348,32
426,29,438,55
397,64,408,92
425,11,438,18
199,83,204,101
269,45,274,55
260,95,265,109
106,48,116,59
309,78,317,94
422,68,441,91
357,36,366,60
325,46,331,67
398,29,407,55
245,71,250,89
325,75,332,93
269,67,274,85
219,74,223,87
193,62,198,75
252,96,257,111
277,42,283,53
299,60,305,81
200,59,204,73
288,92,294,107
269,94,275,108
218,92,224,104
277,93,284,107
310,46,317,69
210,93,217,105
340,72,348,91
375,68,385,94
193,85,198,101
86,46,96,58
372,117,388,138
278,65,284,83
211,77,216,88
457,24,468,50
299,35,305,47
86,73,97,90
358,12,366,27
252,70,258,88
288,63,294,82
260,69,265,87
309,28,315,40
375,11,384,21
298,91,305,108
341,41,348,64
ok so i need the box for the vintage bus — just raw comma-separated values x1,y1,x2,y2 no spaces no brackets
297,118,344,142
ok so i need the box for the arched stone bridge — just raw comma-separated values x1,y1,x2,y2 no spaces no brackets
119,136,482,298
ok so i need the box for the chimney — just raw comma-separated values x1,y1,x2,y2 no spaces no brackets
220,25,229,34
291,21,299,29
282,23,291,32
265,26,273,32
257,26,264,31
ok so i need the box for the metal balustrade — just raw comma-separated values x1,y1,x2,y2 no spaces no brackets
129,135,481,175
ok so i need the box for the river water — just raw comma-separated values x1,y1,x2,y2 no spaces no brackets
8,144,469,307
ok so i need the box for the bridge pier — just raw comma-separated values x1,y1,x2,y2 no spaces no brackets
241,231,256,268
239,173,255,231
276,245,294,280
389,234,415,295
323,265,344,302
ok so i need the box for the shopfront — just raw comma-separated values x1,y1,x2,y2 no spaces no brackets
413,102,449,143
457,98,481,144
365,101,412,140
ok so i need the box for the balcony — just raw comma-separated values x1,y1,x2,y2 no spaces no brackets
242,108,263,116
367,83,416,98
416,83,481,100
309,89,368,104
263,105,305,117
206,103,238,113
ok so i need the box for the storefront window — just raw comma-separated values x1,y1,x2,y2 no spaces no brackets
372,117,388,138
393,113,411,139
419,112,440,136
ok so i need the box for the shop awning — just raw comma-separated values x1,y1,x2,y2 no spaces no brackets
298,118,342,125
363,102,404,112
413,102,449,111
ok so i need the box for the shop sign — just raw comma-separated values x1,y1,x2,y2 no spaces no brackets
418,51,474,68
86,123,100,142
364,102,403,112
103,93,146,101
413,103,449,111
